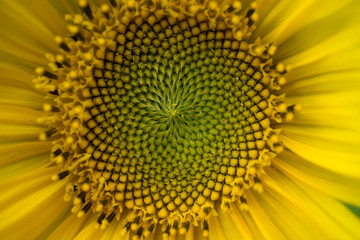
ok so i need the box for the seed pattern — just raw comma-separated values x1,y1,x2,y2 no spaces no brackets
34,0,298,238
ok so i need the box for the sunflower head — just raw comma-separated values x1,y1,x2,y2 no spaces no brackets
33,0,298,238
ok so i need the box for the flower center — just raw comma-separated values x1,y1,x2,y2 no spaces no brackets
34,0,298,238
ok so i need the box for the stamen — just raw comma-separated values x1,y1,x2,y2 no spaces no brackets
144,223,155,237
51,170,70,181
39,128,56,141
78,202,92,217
43,103,59,112
35,67,57,79
48,89,59,96
135,226,144,239
287,104,302,112
54,36,70,52
69,25,85,42
109,0,116,7
179,221,190,235
163,224,171,240
170,220,179,235
79,0,93,20
101,4,110,19
97,213,106,225
106,212,116,223
239,196,248,211
52,148,62,157
203,220,209,237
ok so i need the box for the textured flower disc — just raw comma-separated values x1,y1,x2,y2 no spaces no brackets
34,0,298,238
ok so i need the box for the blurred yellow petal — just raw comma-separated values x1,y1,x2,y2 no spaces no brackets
48,213,89,240
72,221,106,240
0,153,49,182
0,141,52,167
0,105,43,125
0,0,68,70
281,134,360,177
274,150,360,206
209,207,243,240
0,166,70,240
246,192,287,240
0,166,58,206
225,205,255,240
256,0,354,45
0,124,45,142
264,167,360,239
275,1,360,65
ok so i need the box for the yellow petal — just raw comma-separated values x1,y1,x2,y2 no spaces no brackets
0,166,59,207
73,220,105,240
209,206,244,240
0,104,43,125
274,150,360,206
280,134,360,177
0,124,46,142
0,153,49,182
0,167,70,240
0,0,67,70
99,218,126,240
0,85,44,108
246,192,287,240
281,125,360,154
221,203,255,240
264,167,360,239
257,0,352,42
284,71,360,98
249,190,314,239
274,1,360,66
48,213,88,240
0,63,37,88
285,48,360,83
0,141,52,167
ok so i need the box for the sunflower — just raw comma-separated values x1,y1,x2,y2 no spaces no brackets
1,0,360,239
